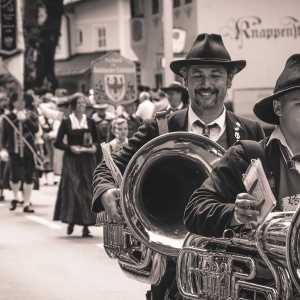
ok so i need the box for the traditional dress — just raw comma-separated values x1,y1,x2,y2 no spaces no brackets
53,114,98,225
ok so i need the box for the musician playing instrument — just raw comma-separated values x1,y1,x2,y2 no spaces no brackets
92,33,265,300
0,93,39,213
184,54,300,238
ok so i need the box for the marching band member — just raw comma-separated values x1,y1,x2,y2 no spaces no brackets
184,54,300,238
92,33,265,300
0,93,39,213
161,82,190,115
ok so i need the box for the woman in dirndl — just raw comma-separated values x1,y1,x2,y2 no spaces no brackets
53,93,98,237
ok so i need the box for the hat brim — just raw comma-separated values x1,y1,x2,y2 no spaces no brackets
170,59,246,77
93,104,108,109
161,86,187,93
253,85,300,125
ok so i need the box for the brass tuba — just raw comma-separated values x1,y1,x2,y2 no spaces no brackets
177,207,300,300
99,132,225,284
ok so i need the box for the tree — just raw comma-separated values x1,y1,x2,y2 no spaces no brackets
24,0,64,94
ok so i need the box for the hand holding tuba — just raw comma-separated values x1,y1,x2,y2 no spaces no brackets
101,188,125,223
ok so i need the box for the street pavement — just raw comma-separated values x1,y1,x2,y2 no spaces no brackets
0,184,149,300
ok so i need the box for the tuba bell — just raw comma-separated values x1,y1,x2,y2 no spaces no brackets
99,132,225,284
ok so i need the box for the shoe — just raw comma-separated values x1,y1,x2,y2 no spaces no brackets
10,200,18,211
82,226,93,238
23,206,34,213
67,223,74,235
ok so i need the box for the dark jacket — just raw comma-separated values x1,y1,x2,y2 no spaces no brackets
184,138,282,238
92,107,265,213
54,117,99,152
91,112,114,144
1,111,39,155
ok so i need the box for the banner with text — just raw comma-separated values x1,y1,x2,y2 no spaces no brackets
91,52,137,107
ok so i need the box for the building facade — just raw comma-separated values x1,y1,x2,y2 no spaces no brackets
55,0,138,94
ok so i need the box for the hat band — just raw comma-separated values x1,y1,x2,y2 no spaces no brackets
184,58,232,62
273,84,300,95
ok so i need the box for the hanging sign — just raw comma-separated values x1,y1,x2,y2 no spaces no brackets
91,52,137,106
0,0,18,57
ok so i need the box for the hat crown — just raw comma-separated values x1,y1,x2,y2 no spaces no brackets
274,54,300,94
186,33,231,62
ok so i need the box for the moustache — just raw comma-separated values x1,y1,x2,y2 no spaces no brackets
194,88,218,94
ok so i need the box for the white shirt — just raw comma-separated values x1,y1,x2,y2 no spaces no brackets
136,99,155,120
267,126,300,172
187,105,227,143
69,113,88,129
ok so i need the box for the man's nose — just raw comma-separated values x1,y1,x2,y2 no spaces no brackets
199,77,212,89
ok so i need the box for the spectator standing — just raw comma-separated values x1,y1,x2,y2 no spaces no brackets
135,91,155,120
107,118,129,153
53,93,98,237
107,102,142,141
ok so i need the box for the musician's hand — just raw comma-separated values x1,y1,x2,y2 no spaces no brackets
230,193,263,226
101,188,125,223
70,146,82,154
0,149,9,162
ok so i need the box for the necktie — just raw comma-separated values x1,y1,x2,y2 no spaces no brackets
279,143,300,179
194,120,219,138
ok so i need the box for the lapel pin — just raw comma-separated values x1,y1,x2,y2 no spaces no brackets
236,122,241,127
234,127,239,131
235,132,240,140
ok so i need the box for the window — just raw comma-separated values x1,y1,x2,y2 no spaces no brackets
173,0,180,7
155,74,163,88
185,0,192,3
97,27,106,48
130,0,144,18
76,29,83,45
152,0,159,14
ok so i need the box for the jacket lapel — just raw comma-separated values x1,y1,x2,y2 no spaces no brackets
226,111,247,147
168,108,189,132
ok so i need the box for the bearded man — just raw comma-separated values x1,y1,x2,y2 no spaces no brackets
92,33,265,300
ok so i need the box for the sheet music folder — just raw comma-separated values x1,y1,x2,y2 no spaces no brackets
242,158,277,224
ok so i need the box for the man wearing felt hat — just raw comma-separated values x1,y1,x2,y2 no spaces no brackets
161,81,190,115
185,53,300,240
92,33,265,300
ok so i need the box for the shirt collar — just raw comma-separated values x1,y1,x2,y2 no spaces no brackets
166,101,184,111
267,126,294,156
188,104,226,131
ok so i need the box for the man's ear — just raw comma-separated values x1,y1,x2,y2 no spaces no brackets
273,99,282,117
227,75,233,89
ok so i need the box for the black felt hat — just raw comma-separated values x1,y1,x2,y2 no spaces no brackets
170,33,246,77
161,82,187,93
254,54,300,125
161,82,190,104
